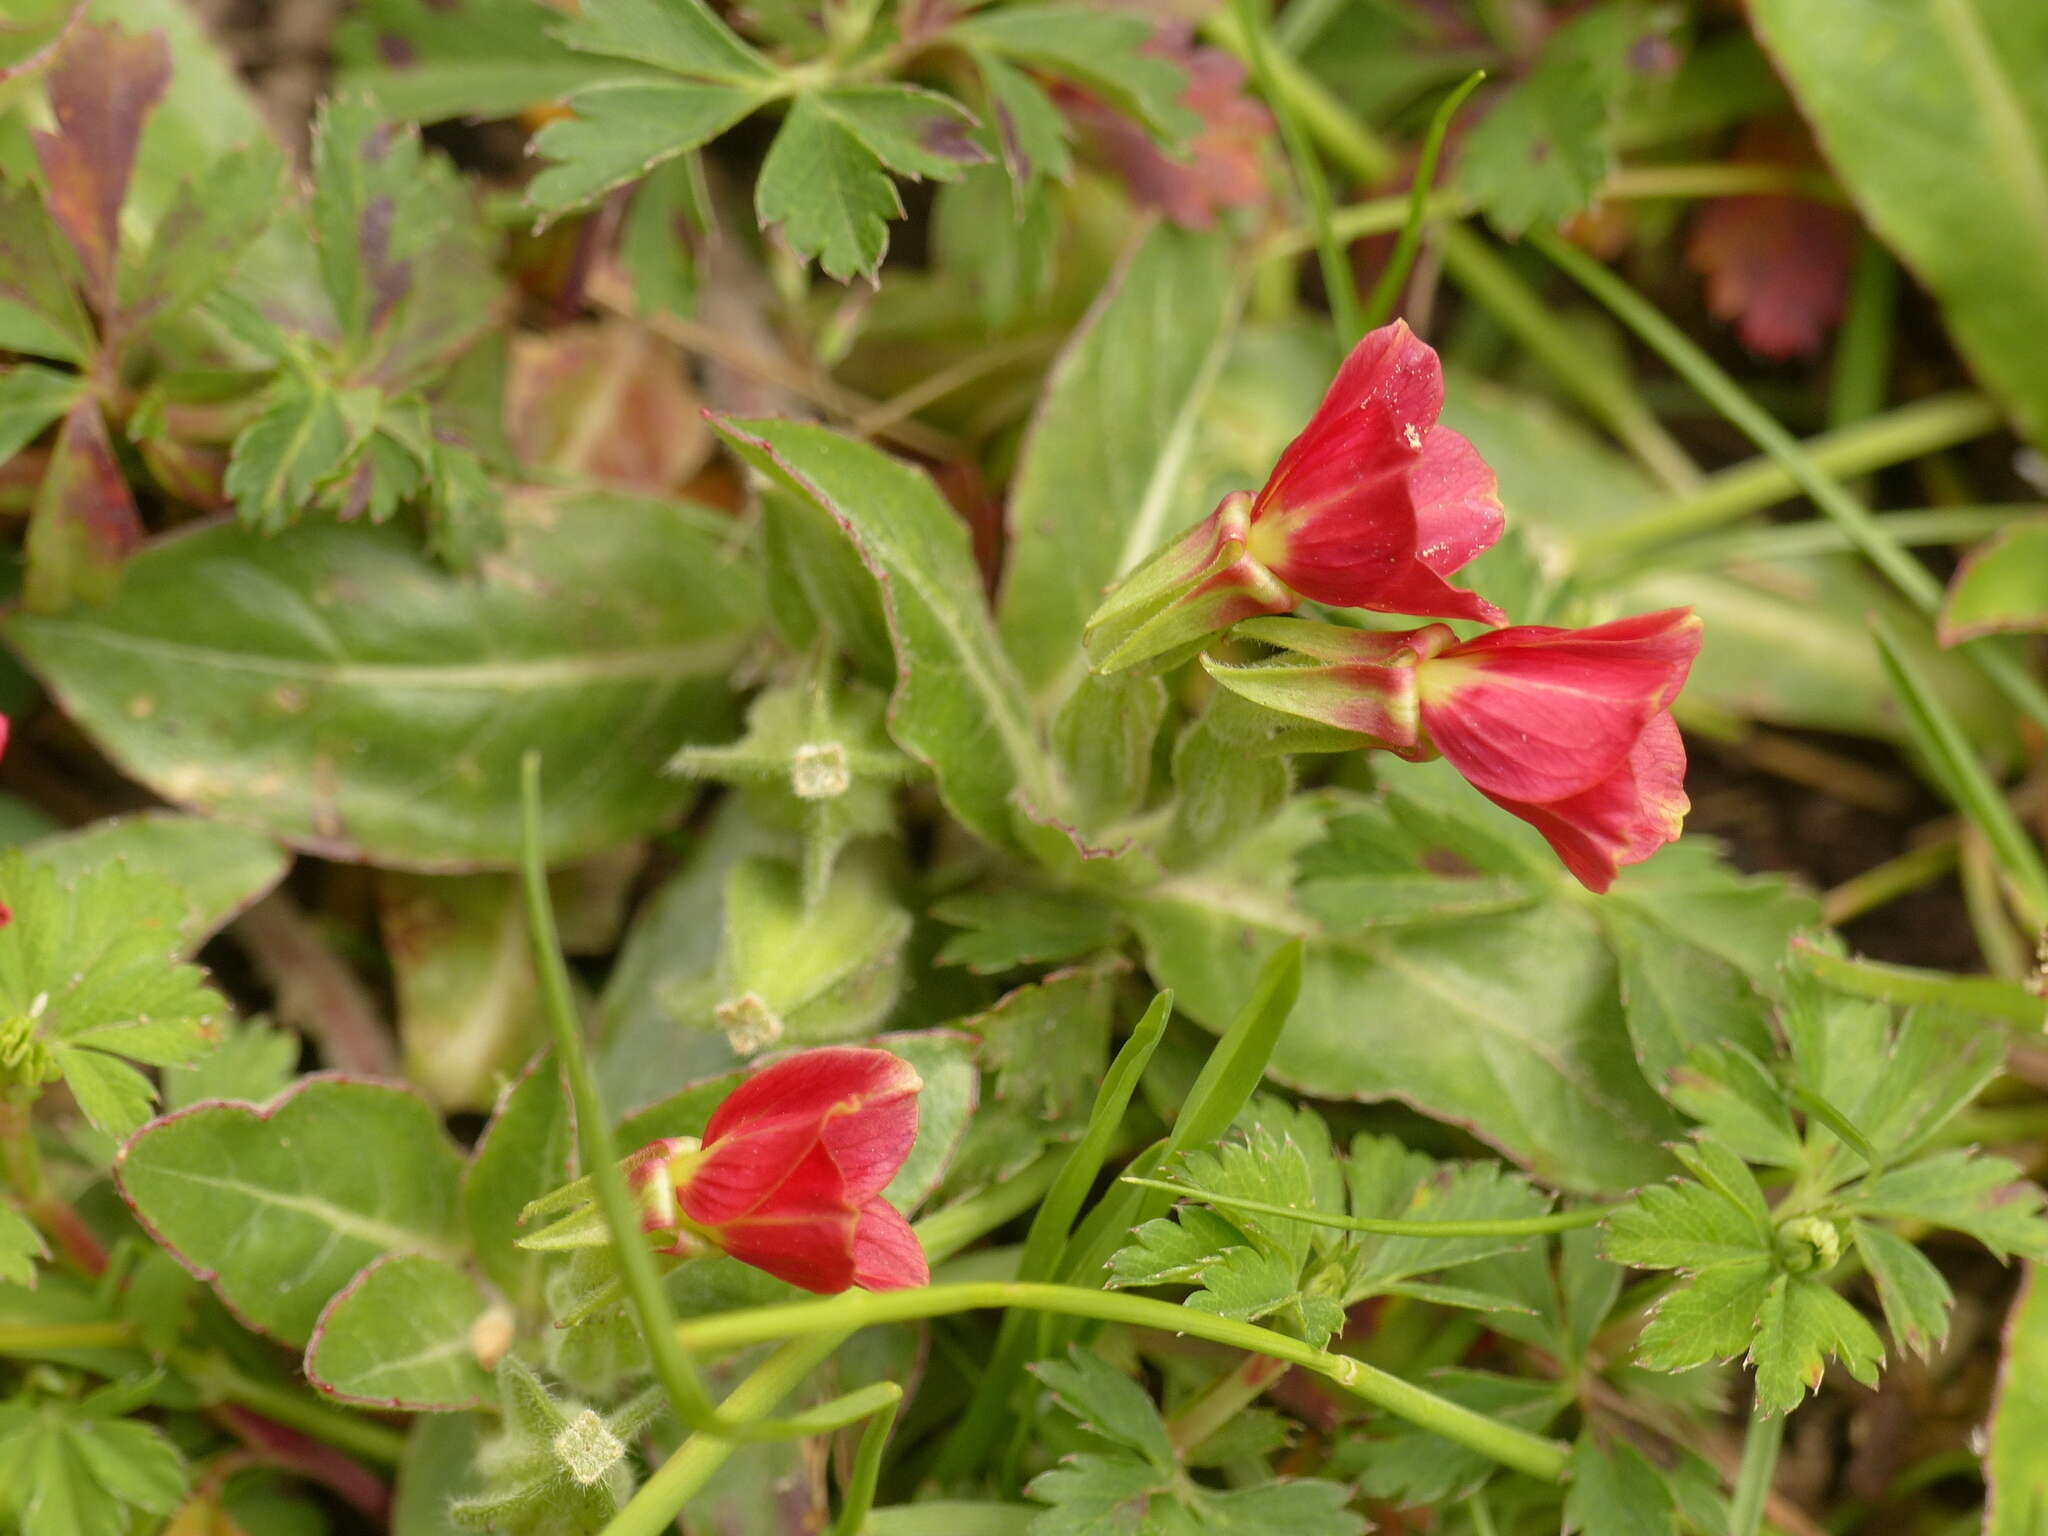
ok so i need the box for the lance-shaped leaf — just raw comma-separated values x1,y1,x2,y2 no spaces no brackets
0,363,83,465
711,416,1051,851
24,399,146,613
0,184,92,363
527,80,764,214
997,225,1238,699
28,20,171,313
1748,0,2048,444
115,1077,469,1346
9,489,760,869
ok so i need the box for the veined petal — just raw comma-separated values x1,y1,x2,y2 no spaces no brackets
682,1113,833,1226
710,1204,862,1294
852,1197,929,1291
701,1046,922,1147
1257,319,1445,520
1409,426,1504,577
1479,713,1690,892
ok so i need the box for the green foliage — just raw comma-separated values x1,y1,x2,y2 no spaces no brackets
305,1253,496,1411
1024,1346,1364,1536
0,853,228,1138
0,1382,188,1536
450,1356,661,1532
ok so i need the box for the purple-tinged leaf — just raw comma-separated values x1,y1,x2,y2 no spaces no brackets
24,398,145,612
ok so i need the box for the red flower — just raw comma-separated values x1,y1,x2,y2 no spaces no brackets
1085,321,1505,673
1205,609,1701,891
631,1047,928,1294
1414,610,1701,891
1243,320,1505,626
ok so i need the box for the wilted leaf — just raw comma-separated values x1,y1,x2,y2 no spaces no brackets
505,322,710,492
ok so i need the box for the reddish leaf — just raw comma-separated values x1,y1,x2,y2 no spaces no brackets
28,21,170,315
24,398,146,612
1057,27,1272,231
1686,121,1857,361
504,322,710,494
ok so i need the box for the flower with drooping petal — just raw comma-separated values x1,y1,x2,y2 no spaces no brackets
1413,609,1701,891
629,1047,928,1293
1084,321,1505,673
1204,609,1701,891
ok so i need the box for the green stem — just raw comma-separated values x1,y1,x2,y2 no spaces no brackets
1165,1350,1288,1456
1827,240,1899,434
673,1281,1571,1483
1202,7,1397,181
1121,1179,1622,1236
1637,505,2038,575
1227,0,1359,342
831,1388,903,1536
1575,394,2000,566
1528,230,2048,741
1604,163,1839,201
1437,226,1700,492
1729,1401,1785,1536
1821,839,1960,927
0,1321,134,1353
865,1504,1039,1536
1360,71,1486,331
178,1353,409,1468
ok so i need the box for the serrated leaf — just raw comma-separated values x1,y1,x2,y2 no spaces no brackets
825,85,989,180
1666,1044,1803,1170
0,1405,187,1536
305,1253,494,1410
1851,1220,1953,1357
1358,1369,1571,1506
1634,1257,1775,1371
953,6,1198,142
28,812,289,952
9,490,758,869
1033,1347,1173,1469
755,94,906,280
0,183,93,363
1109,1206,1247,1289
981,54,1074,189
163,1018,299,1113
337,0,617,121
1603,1169,1773,1274
1344,1136,1550,1294
0,363,83,465
528,81,762,214
1026,1451,1162,1536
115,1077,468,1345
1750,1272,1883,1414
710,417,1051,851
553,0,774,84
24,398,145,613
122,143,281,340
223,377,364,531
1564,1435,1678,1536
969,967,1116,1131
1850,1150,2048,1261
0,1203,47,1288
997,224,1237,698
0,853,228,1137
935,889,1122,973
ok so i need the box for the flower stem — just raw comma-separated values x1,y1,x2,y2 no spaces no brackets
1121,1178,1623,1237
830,1385,903,1536
1225,0,1360,343
1729,1401,1786,1536
673,1281,1571,1483
1166,1350,1289,1456
0,1321,134,1353
178,1352,409,1467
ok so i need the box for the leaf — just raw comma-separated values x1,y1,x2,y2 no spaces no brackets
464,1054,575,1309
1032,1346,1174,1469
114,1077,468,1345
552,0,775,84
1851,1220,1953,1357
1564,1435,1678,1536
877,1030,980,1212
710,417,1051,850
337,0,616,122
1750,1271,1884,1413
933,888,1123,973
162,1018,300,1113
380,873,542,1111
0,363,83,465
527,81,763,214
0,184,94,363
1748,0,2048,444
27,811,289,950
1457,4,1644,236
393,1413,485,1534
752,95,906,280
0,1202,47,1288
121,142,282,341
1940,520,2048,644
24,399,146,613
1130,879,1681,1194
1604,1141,1775,1271
0,1406,187,1536
0,853,229,1137
28,20,171,311
9,490,759,869
222,376,366,532
1988,1265,2048,1535
972,967,1117,1124
996,225,1238,698
1633,1256,1776,1371
980,55,1073,189
305,1253,495,1411
951,5,1198,142
1849,1149,2048,1260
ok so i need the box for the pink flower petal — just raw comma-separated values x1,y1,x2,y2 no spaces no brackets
852,1197,929,1291
1480,712,1690,892
1408,426,1504,577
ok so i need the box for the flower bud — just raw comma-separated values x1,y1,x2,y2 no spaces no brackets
630,1047,929,1294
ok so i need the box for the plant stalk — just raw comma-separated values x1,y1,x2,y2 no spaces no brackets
1729,1402,1786,1536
